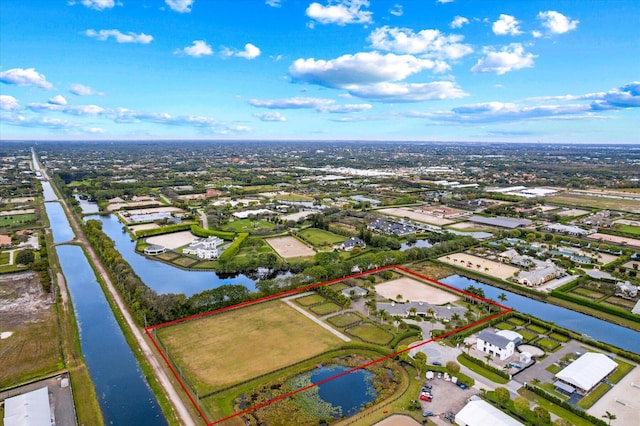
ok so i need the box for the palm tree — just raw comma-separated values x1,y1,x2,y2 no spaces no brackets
393,315,403,331
602,411,617,426
365,299,376,316
409,307,417,318
498,292,508,303
427,307,434,318
451,313,461,324
485,353,492,366
464,342,472,354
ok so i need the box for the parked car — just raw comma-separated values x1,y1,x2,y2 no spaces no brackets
432,361,442,366
437,372,442,379
456,382,468,390
419,394,432,402
423,411,434,417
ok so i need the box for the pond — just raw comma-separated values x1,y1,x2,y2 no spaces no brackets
440,275,640,354
85,214,256,296
292,365,376,419
73,195,100,214
400,239,432,251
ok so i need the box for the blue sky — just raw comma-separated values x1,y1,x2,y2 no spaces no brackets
0,0,638,142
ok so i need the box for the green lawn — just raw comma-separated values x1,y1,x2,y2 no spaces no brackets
347,324,394,345
535,337,561,352
222,218,274,233
274,193,314,202
456,355,509,384
0,213,35,227
296,294,326,306
518,329,538,341
527,324,549,334
577,382,611,409
0,252,10,265
571,287,605,299
609,358,635,383
494,321,516,330
328,282,349,292
548,332,570,343
545,363,562,374
614,224,640,235
327,312,362,328
508,317,526,326
298,228,346,247
309,302,341,316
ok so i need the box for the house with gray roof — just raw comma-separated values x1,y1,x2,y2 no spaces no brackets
376,301,466,321
469,216,532,229
476,329,521,360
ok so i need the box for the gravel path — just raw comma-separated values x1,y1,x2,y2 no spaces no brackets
282,294,352,342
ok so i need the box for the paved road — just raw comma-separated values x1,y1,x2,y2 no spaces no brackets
37,153,196,426
282,293,352,342
198,209,208,229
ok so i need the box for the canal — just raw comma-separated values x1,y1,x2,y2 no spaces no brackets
441,275,640,354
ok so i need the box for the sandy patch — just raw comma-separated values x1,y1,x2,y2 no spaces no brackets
266,236,315,259
588,365,639,426
375,415,421,426
1,331,13,339
0,209,35,216
107,201,160,211
446,222,480,230
177,193,205,200
280,211,315,221
439,253,519,280
556,208,589,217
590,233,640,248
375,277,459,305
379,207,454,226
129,223,161,232
146,231,196,249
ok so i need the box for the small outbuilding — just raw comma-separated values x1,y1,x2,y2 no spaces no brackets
3,386,52,426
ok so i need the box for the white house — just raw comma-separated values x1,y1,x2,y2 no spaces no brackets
337,237,366,251
183,236,224,260
513,265,565,287
476,329,521,360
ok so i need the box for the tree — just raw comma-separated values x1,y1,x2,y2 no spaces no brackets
396,294,403,302
533,406,551,424
494,387,510,407
464,342,472,354
498,292,508,303
513,396,530,414
414,352,428,377
554,419,572,426
446,361,460,374
602,411,617,426
16,250,35,265
485,353,493,366
365,299,376,316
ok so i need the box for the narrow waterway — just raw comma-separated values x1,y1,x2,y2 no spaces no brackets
35,150,166,424
440,275,640,354
86,214,256,296
57,245,166,425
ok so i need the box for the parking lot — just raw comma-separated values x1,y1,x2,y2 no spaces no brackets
419,373,478,424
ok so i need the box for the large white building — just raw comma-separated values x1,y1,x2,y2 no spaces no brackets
183,236,224,260
455,397,523,426
3,386,52,426
555,352,617,394
476,329,522,360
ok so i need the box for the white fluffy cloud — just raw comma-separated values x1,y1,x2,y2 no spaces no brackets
389,4,403,17
306,0,373,26
253,112,286,121
492,14,522,36
450,16,469,29
471,43,535,75
265,0,283,7
48,95,68,105
79,0,115,11
290,52,438,87
223,43,261,59
165,0,194,13
0,95,20,111
85,29,153,44
537,11,579,35
0,68,53,89
70,83,102,96
175,40,213,57
368,26,473,60
248,96,371,113
346,81,467,102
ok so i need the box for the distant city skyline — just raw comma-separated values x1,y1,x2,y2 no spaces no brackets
0,0,638,142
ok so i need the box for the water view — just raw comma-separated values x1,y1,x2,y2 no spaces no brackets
44,202,75,244
57,245,166,426
86,214,256,296
440,275,640,354
308,365,376,418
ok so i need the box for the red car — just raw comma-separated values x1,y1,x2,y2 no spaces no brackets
419,394,432,402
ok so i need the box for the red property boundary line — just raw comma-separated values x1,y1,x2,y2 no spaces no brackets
145,265,512,425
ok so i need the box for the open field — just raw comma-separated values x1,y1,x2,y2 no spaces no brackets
378,207,454,225
375,277,459,304
546,193,640,212
155,300,342,393
146,230,195,249
0,272,62,388
438,253,519,280
590,233,640,248
128,223,160,232
555,208,589,217
266,236,315,259
0,213,36,227
299,228,346,247
223,218,274,233
613,224,640,236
